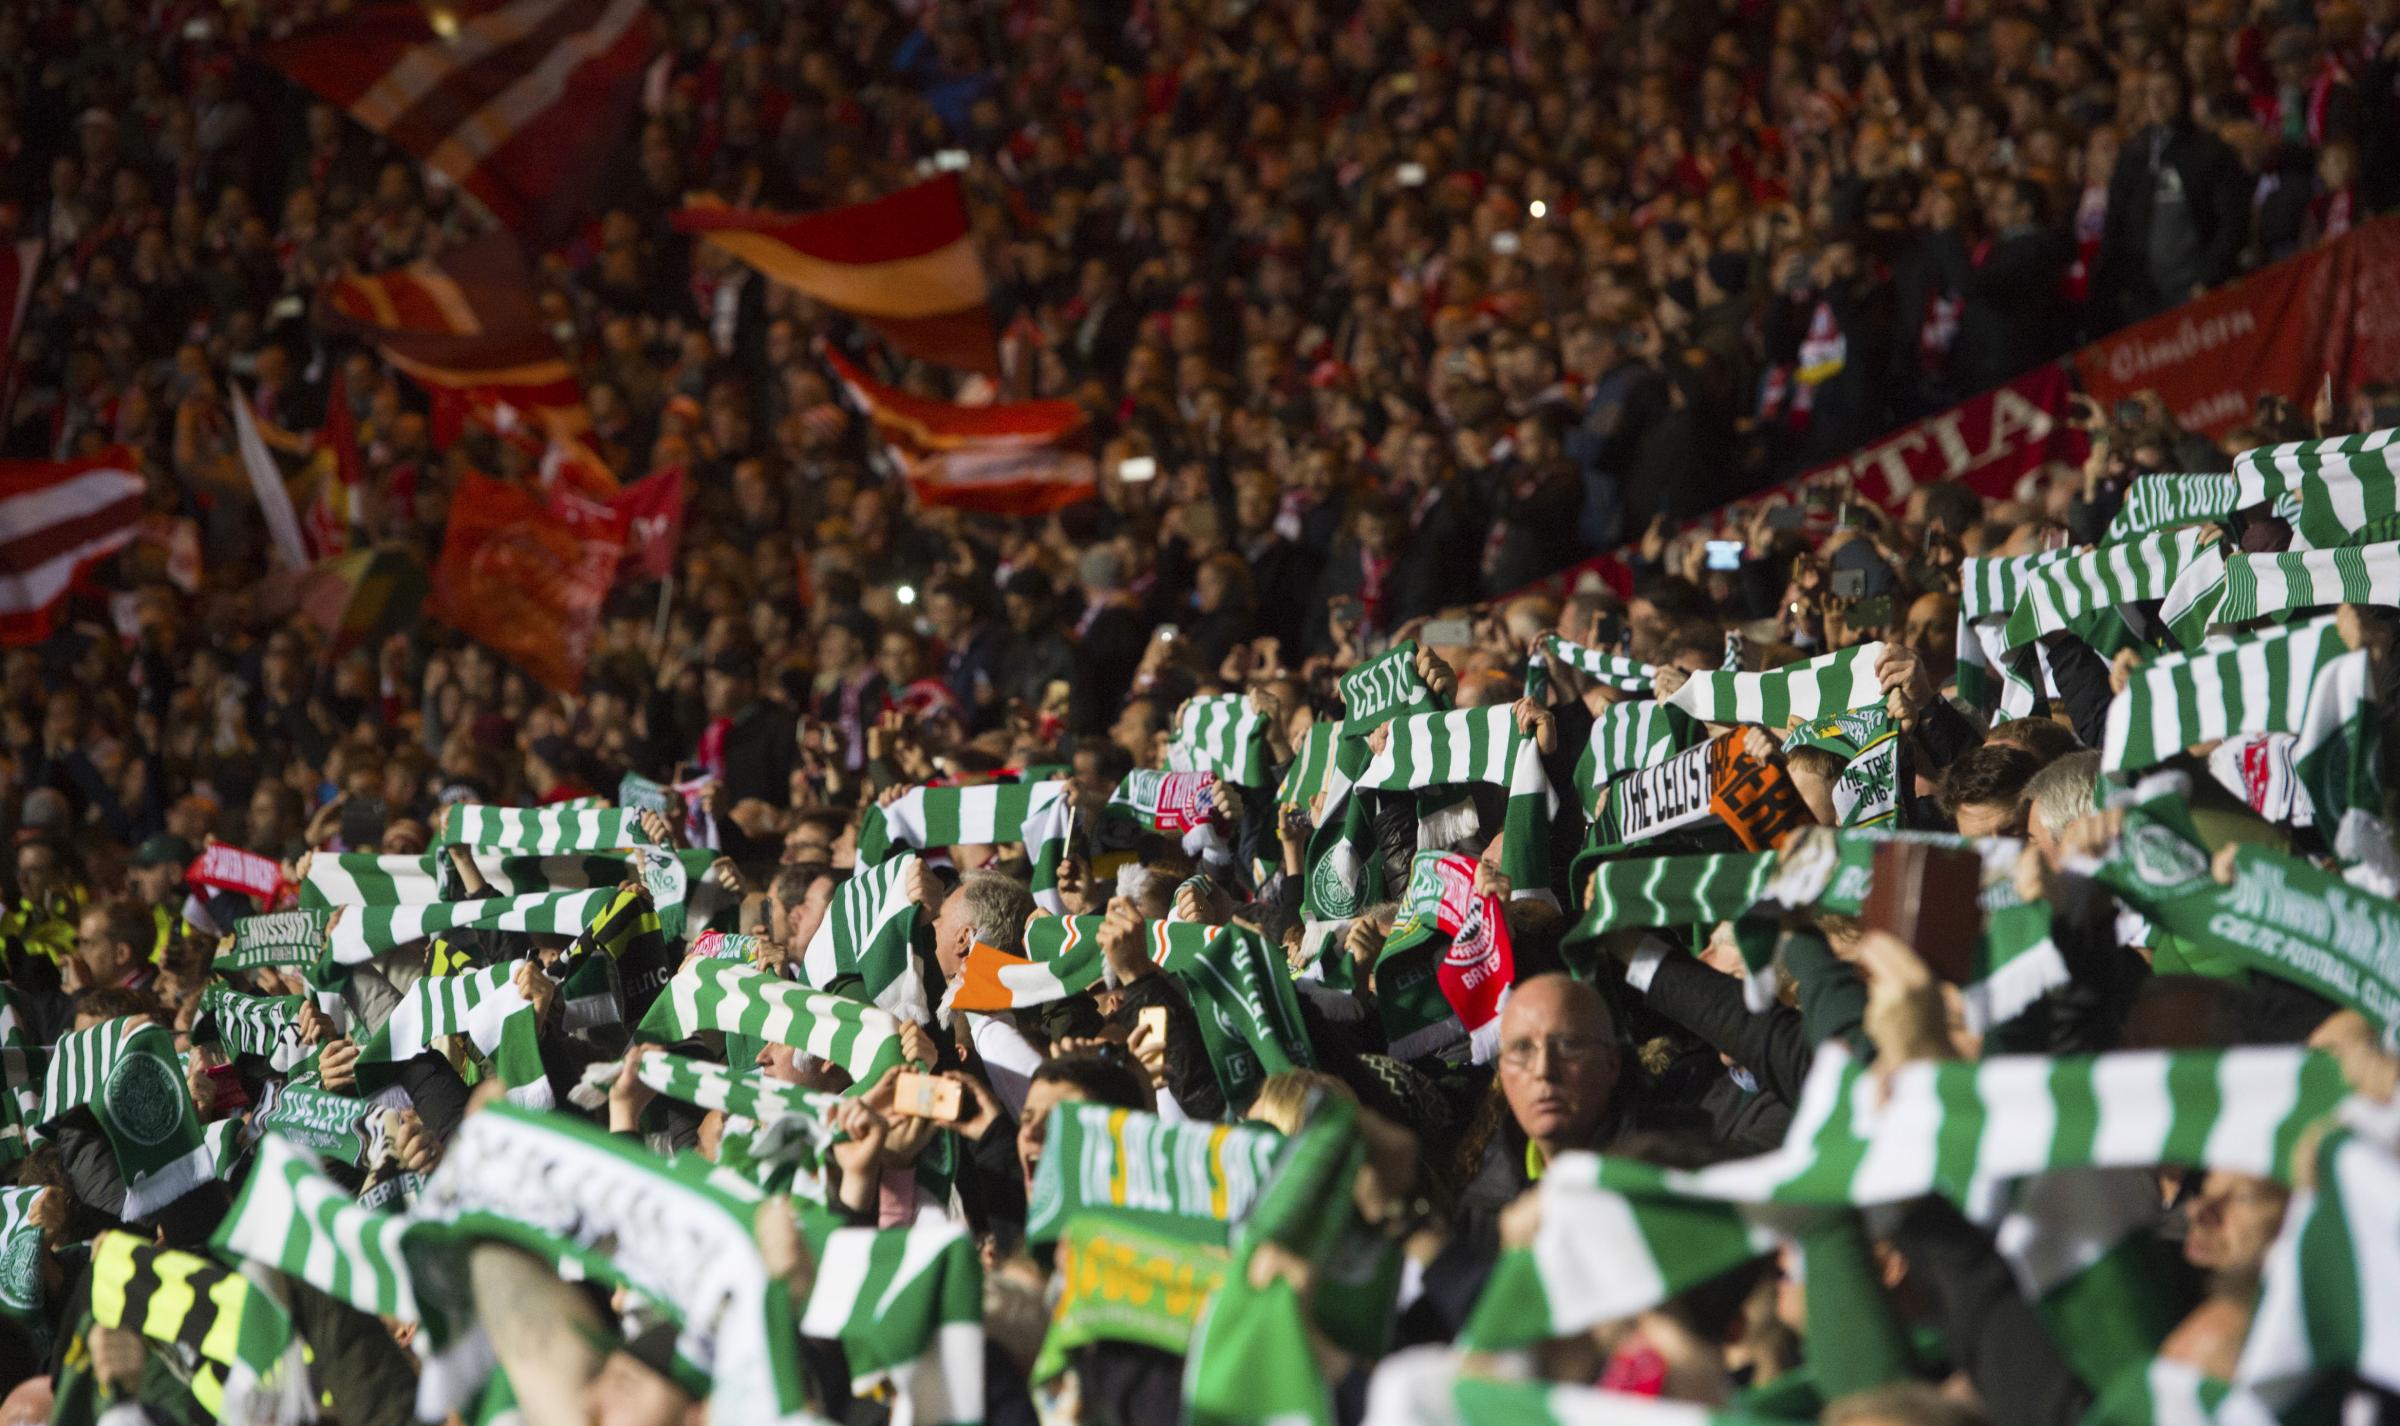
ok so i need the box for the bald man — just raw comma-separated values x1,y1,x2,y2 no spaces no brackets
1404,974,1645,1338
1492,974,1625,1174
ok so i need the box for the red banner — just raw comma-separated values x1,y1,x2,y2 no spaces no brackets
2077,215,2400,439
1797,363,2089,511
429,473,626,692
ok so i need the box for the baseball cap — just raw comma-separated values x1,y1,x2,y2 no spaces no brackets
131,834,197,870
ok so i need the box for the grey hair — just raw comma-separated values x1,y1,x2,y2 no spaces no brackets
2026,749,2103,839
953,870,1037,957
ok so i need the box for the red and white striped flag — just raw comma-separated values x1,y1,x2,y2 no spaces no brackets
265,0,656,245
0,449,144,644
323,234,589,439
824,350,1094,517
675,178,999,374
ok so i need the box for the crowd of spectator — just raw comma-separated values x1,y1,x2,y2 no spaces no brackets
0,2,2393,1425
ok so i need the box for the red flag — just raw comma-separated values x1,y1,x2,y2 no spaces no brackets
428,472,626,692
675,178,999,374
823,349,1095,517
0,449,145,645
265,0,656,246
303,366,364,559
610,465,687,582
324,234,589,439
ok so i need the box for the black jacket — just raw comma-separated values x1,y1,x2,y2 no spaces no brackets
2098,125,2251,325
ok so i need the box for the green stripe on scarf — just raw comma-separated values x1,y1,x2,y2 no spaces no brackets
798,853,925,1022
1535,636,1656,695
1166,695,1270,785
799,1221,984,1426
2101,616,2348,773
41,1019,213,1218
359,960,552,1106
2164,541,2400,649
857,780,1067,865
213,1133,439,1330
443,804,657,851
1023,1103,1284,1244
196,983,312,1071
1356,705,1558,892
1571,701,1707,815
2001,528,2201,651
637,960,904,1088
413,1105,811,1426
1558,1043,2342,1207
1278,720,1345,809
1664,642,1886,729
2246,426,2400,549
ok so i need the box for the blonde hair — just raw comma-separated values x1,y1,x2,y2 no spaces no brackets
1245,1070,1353,1134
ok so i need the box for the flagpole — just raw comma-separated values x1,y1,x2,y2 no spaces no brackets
650,572,675,658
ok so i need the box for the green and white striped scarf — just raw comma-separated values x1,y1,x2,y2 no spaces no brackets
2101,615,2347,773
2001,527,2201,651
322,885,619,972
1563,1042,2340,1208
41,1018,214,1218
1456,1176,1784,1351
216,909,330,971
0,1185,45,1323
637,959,904,1089
213,1132,438,1331
1023,1102,1285,1244
2291,646,2383,841
1663,642,1886,729
0,991,39,1167
632,1051,843,1130
1166,695,1269,786
197,983,312,1072
2236,1124,2400,1406
443,804,656,852
302,848,709,908
857,780,1068,865
2106,471,2266,542
2162,540,2400,649
1277,720,1345,809
1572,831,2064,1029
799,853,926,1023
1570,701,1707,816
989,917,1314,1110
1530,636,1655,699
413,1104,811,1426
1338,641,1436,730
2242,426,2400,549
800,1221,984,1426
360,959,552,1106
1355,705,1558,892
627,1052,841,1196
1957,548,2071,720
